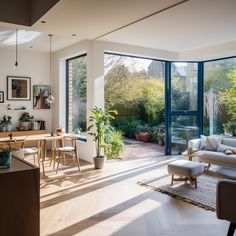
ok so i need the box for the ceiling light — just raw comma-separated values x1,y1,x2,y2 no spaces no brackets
41,21,46,24
72,34,76,36
46,34,55,104
14,29,18,69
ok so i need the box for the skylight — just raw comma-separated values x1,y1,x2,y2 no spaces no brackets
2,30,41,45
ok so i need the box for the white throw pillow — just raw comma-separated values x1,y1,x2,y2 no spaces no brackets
199,135,206,150
205,136,222,151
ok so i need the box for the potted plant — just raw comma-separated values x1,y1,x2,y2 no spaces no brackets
87,106,117,169
19,112,34,131
223,121,236,136
153,128,165,146
6,115,12,131
0,115,8,132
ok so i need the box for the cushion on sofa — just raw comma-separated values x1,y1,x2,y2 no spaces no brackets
217,143,236,155
222,138,236,148
188,138,201,150
205,136,222,151
199,135,206,150
197,150,236,167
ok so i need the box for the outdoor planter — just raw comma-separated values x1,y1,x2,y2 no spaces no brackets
135,133,140,141
139,132,151,142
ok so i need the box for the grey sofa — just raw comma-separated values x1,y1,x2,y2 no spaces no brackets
189,136,236,168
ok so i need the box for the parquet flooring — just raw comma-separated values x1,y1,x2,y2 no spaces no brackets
39,156,228,236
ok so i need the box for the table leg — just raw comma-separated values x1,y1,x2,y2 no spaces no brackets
41,140,46,176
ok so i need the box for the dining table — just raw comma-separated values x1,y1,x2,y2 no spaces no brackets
0,133,79,175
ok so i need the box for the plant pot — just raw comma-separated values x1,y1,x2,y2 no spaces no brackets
93,156,106,169
0,151,11,169
139,132,150,142
158,138,165,146
21,121,31,131
135,133,140,141
0,126,6,132
6,125,12,132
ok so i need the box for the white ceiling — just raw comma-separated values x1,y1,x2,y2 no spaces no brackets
0,0,235,54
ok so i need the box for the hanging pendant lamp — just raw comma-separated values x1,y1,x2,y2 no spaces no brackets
14,29,18,69
46,34,55,104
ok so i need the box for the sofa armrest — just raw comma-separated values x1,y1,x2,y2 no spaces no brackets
188,138,201,150
216,180,236,224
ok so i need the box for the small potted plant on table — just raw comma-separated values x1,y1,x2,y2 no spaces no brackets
19,112,34,131
88,106,117,169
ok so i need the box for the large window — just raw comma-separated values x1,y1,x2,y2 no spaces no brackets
204,57,236,135
104,53,165,151
171,62,198,111
170,62,200,154
66,55,87,133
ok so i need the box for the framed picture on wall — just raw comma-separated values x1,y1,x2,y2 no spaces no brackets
7,76,31,100
33,85,51,109
0,91,4,103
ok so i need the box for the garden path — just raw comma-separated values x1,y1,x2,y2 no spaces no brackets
121,138,165,160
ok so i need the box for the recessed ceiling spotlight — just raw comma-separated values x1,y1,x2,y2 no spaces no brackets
72,34,76,36
30,46,33,49
41,20,46,24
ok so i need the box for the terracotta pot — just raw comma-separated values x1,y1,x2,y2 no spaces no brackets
139,132,150,142
135,133,140,141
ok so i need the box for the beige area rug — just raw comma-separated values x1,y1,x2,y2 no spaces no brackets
138,172,219,211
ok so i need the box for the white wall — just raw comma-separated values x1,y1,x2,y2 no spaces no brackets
0,48,51,131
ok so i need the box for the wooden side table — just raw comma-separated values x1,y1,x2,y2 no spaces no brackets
182,150,198,161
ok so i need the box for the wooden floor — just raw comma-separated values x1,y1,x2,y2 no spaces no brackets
39,155,229,236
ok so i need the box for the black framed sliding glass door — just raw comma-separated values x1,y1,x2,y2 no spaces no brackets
166,62,203,155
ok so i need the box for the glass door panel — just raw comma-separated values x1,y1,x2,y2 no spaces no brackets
171,63,198,111
171,115,199,154
168,62,201,154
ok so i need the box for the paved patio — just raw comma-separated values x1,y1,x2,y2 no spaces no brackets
120,138,165,160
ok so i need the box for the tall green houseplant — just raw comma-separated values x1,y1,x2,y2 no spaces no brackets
88,106,117,168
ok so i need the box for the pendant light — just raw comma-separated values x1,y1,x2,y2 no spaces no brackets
46,34,55,104
14,29,18,69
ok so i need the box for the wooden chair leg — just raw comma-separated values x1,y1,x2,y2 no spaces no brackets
41,157,45,176
227,222,236,236
33,154,36,165
56,152,61,174
74,152,80,172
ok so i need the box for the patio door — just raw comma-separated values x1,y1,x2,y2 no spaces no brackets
165,62,203,155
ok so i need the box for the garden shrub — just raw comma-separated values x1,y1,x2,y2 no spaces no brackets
105,130,124,159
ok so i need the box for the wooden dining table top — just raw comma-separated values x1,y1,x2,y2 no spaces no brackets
0,133,78,142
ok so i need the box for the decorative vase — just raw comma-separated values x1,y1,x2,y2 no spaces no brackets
6,125,12,132
0,151,11,169
0,126,7,132
93,156,105,169
21,121,31,131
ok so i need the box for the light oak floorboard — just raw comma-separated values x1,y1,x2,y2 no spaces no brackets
38,155,228,236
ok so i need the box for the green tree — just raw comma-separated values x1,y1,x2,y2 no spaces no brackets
221,71,236,120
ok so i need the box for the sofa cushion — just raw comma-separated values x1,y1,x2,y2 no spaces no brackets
217,144,234,152
205,136,222,151
222,138,236,148
199,135,206,150
197,150,236,167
